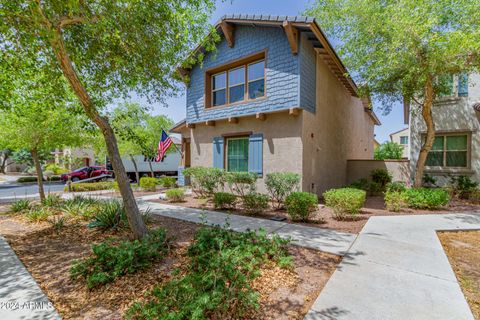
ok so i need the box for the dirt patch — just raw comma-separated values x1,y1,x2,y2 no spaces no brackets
0,205,339,319
151,195,479,234
438,230,480,319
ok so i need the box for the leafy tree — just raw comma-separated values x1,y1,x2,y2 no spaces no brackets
306,0,480,187
374,142,404,160
142,115,175,177
2,0,217,239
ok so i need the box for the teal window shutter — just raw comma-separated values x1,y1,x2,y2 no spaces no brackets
213,137,224,169
248,133,263,175
458,73,468,97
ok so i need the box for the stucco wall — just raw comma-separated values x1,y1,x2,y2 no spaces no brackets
186,25,300,123
410,72,480,184
346,160,411,186
301,55,375,195
181,112,303,193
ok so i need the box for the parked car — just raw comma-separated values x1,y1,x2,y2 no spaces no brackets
61,166,110,182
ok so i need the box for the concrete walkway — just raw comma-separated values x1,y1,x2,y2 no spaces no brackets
0,236,59,320
305,213,480,320
138,199,356,256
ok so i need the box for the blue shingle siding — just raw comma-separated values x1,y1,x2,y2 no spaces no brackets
186,25,301,123
299,33,316,113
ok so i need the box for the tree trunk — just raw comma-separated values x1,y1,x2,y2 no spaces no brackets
0,153,8,174
42,14,147,239
130,154,140,185
31,148,45,202
148,160,154,177
413,76,436,188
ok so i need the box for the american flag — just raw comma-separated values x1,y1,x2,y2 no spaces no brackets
156,130,173,162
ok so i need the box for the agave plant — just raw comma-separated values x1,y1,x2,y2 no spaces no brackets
88,200,127,231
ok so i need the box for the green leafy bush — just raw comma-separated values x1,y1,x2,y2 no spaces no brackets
265,172,301,209
374,142,403,160
139,177,158,192
285,192,318,221
17,176,42,183
242,192,269,214
348,178,369,191
323,188,366,220
65,182,115,192
386,181,407,193
449,175,478,199
48,215,67,233
368,181,383,195
404,188,449,209
165,188,185,202
42,194,62,207
48,176,61,181
10,199,30,213
71,228,168,289
88,200,127,230
183,167,225,197
213,192,237,210
226,172,258,197
126,226,291,319
371,168,392,189
26,206,52,222
384,191,408,212
158,176,176,188
45,163,69,175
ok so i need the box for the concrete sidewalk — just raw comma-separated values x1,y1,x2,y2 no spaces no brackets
0,236,59,319
305,213,480,320
138,200,357,256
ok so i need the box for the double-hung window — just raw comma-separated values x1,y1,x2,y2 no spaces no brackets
426,134,469,168
212,72,227,107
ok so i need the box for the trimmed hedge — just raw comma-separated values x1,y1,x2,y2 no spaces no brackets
213,192,237,210
165,188,185,202
285,192,318,221
17,176,42,183
403,188,449,209
323,188,366,220
242,192,269,215
64,182,115,192
140,177,158,192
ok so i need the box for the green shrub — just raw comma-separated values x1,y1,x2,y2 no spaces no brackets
242,192,269,214
158,176,176,188
71,228,168,289
423,174,437,187
183,167,225,197
449,175,478,199
61,196,101,220
368,181,383,195
48,176,61,181
374,142,403,160
48,215,67,233
404,188,449,209
45,163,69,175
213,192,237,210
323,188,366,220
17,176,42,183
10,199,30,213
348,178,369,191
265,172,301,209
384,191,408,212
285,192,318,221
26,206,52,222
126,226,291,319
65,182,115,192
42,194,62,207
386,181,407,193
88,200,127,230
165,188,185,202
371,168,392,189
139,177,158,192
226,172,258,197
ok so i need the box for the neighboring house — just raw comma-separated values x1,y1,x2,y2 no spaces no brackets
373,138,381,150
389,127,409,159
53,147,96,169
408,73,480,184
172,15,380,195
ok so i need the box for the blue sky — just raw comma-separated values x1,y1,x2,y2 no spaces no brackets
143,0,406,143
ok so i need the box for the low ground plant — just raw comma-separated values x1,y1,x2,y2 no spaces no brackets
42,194,62,207
10,199,31,213
70,228,168,289
371,168,392,190
265,172,301,209
285,192,318,221
384,191,408,212
126,226,292,319
449,175,478,199
158,176,176,188
242,192,269,215
404,188,449,209
385,181,407,193
213,192,237,210
323,188,366,220
65,182,115,192
17,176,42,183
165,188,185,202
88,200,127,230
183,167,225,197
139,177,158,192
26,206,52,222
226,172,258,198
48,215,67,233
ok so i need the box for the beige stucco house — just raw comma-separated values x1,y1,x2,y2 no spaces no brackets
409,72,480,185
172,15,380,195
389,127,409,159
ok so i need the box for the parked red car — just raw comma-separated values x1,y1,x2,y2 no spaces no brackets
61,166,110,182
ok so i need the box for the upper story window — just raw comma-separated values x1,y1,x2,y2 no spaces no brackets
399,136,408,145
437,73,468,98
205,51,266,108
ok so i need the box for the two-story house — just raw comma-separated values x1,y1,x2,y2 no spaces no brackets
389,128,410,159
409,73,480,185
172,15,380,195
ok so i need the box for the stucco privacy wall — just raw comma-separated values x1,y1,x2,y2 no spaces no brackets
182,112,303,193
410,72,480,184
346,160,411,186
186,25,300,123
301,54,375,195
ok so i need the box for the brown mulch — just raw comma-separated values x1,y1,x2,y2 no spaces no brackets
152,195,480,234
0,205,339,319
438,230,480,320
